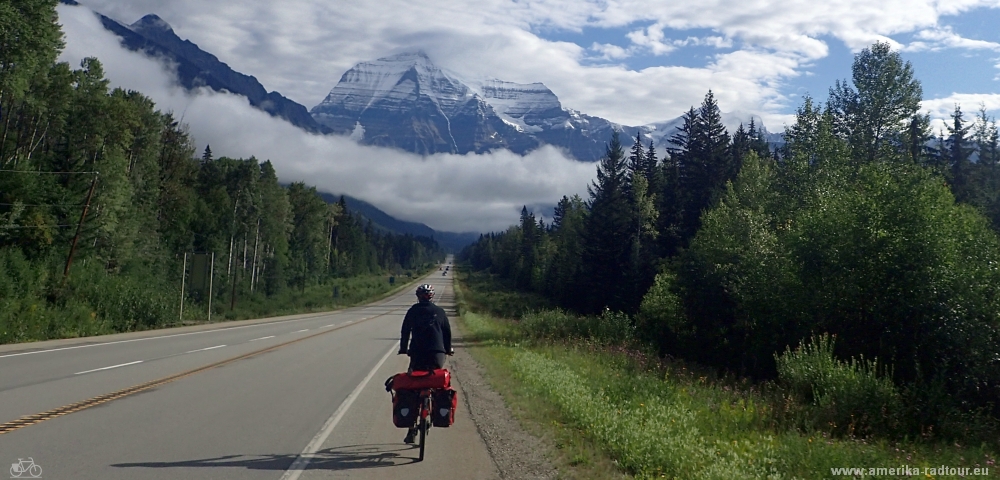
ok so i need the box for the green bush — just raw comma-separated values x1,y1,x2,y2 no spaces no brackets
776,334,901,437
637,270,687,354
520,308,635,345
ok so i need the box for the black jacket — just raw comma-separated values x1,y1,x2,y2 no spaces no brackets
400,300,451,355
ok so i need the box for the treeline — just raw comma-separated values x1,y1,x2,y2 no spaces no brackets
462,43,1000,437
0,0,442,343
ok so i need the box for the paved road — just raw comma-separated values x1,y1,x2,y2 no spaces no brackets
0,257,498,479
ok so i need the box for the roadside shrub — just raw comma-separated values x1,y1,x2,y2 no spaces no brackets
520,308,635,345
776,334,901,437
637,270,686,355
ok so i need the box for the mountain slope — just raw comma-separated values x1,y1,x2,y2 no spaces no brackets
315,192,478,252
66,1,329,134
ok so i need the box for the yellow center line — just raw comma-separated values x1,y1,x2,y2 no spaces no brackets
0,307,403,435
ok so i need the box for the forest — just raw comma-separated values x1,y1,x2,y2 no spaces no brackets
462,42,1000,439
0,0,443,344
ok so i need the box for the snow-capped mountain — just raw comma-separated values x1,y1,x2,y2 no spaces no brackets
311,52,640,160
311,52,778,161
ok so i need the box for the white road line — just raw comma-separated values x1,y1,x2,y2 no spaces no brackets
184,345,226,354
249,335,275,342
0,317,317,359
293,329,309,333
74,360,143,375
280,342,399,480
0,278,416,360
322,324,335,328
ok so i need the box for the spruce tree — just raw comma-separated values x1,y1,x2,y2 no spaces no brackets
582,131,633,312
944,105,975,203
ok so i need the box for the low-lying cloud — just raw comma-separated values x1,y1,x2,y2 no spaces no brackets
57,4,596,233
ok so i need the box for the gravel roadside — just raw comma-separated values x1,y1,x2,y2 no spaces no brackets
447,333,558,480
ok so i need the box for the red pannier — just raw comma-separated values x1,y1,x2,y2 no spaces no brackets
392,389,421,428
431,388,458,427
391,369,451,390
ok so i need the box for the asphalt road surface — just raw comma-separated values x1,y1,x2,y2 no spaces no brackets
0,257,499,479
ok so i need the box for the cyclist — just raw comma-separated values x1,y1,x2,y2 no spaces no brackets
398,283,453,443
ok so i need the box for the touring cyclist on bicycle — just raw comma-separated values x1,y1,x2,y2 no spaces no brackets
398,283,453,443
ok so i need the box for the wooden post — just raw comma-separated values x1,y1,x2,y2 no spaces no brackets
180,252,187,322
207,252,214,322
63,174,98,279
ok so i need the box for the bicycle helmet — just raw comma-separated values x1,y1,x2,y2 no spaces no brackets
416,284,435,300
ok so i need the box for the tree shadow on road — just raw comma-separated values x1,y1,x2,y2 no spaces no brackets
111,443,420,472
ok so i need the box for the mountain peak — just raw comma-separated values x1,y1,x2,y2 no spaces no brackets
130,14,174,34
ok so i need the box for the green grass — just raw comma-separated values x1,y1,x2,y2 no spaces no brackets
454,267,999,480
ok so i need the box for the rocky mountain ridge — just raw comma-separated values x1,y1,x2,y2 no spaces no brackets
63,0,329,134
79,3,779,161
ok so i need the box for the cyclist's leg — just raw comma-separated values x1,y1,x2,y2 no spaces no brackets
431,352,446,369
408,352,446,372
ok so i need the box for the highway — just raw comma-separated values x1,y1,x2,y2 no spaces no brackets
0,258,499,479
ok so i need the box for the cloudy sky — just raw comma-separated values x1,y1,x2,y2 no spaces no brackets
56,0,1000,233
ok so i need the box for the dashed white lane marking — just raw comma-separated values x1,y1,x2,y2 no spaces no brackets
293,329,309,333
74,360,143,375
0,313,346,359
322,324,335,328
250,336,275,342
185,345,226,354
279,342,399,480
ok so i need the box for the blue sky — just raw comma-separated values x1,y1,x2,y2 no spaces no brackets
535,6,1000,133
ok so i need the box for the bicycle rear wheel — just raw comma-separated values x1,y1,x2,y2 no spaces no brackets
418,414,427,461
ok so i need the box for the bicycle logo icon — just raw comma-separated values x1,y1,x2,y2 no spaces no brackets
9,458,41,478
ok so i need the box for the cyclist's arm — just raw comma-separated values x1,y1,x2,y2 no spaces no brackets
399,309,413,353
440,307,452,353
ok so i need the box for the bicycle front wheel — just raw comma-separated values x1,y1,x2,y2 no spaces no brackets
28,465,42,477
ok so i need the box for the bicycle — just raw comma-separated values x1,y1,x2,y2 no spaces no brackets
413,385,434,461
10,458,42,478
387,367,456,462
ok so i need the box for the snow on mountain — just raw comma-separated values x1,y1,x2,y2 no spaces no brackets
311,51,779,160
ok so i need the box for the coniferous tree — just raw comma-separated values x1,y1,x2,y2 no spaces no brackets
747,118,771,159
944,105,975,203
582,131,633,312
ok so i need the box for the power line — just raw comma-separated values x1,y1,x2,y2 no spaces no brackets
0,203,85,207
0,170,99,174
0,224,76,229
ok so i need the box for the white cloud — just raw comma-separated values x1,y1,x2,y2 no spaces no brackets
590,42,633,60
904,26,1000,52
673,36,734,49
921,93,1000,134
57,4,596,233
626,24,677,56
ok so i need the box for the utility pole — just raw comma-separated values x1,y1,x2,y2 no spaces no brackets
63,173,98,279
179,252,187,322
207,252,215,322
